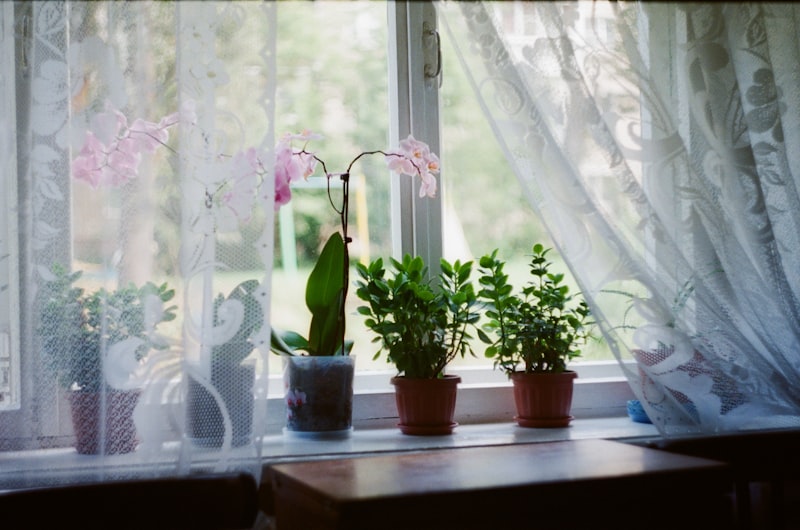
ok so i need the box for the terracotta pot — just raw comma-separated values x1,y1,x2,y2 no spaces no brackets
68,388,140,455
391,375,461,435
283,355,355,439
510,370,577,428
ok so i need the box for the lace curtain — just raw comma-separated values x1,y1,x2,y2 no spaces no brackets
1,1,275,488
441,1,800,436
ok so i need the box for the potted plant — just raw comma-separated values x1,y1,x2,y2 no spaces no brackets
37,264,176,454
355,254,480,435
270,134,441,438
186,279,263,448
270,231,357,438
477,244,592,427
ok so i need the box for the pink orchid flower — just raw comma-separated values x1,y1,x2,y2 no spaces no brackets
128,118,170,154
272,132,320,209
72,102,177,189
223,147,263,222
385,134,440,198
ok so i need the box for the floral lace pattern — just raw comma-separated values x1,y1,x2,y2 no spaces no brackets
3,1,277,486
440,1,800,434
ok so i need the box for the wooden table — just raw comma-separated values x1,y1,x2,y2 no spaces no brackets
266,439,734,529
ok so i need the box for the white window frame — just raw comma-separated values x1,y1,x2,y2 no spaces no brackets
389,1,443,269
0,2,19,412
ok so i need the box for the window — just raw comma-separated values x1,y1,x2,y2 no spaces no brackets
268,1,616,379
2,2,628,447
265,1,625,427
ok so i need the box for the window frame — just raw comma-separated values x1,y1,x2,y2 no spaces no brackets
0,1,20,412
388,1,444,269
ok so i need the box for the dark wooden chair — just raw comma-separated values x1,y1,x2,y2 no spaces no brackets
0,471,259,529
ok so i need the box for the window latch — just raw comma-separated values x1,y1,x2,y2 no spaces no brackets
423,22,442,87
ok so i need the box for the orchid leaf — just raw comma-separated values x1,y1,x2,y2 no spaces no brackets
306,232,346,355
270,328,310,356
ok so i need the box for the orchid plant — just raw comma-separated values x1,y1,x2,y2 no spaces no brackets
269,134,441,358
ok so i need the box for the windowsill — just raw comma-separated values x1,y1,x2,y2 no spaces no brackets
262,416,659,464
0,415,659,490
0,362,652,489
0,361,651,490
269,361,640,431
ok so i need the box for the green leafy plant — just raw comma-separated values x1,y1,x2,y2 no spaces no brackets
355,254,480,379
37,264,177,391
477,244,592,375
210,279,264,367
270,232,353,357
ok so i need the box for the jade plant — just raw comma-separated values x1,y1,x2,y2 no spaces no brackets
355,254,480,379
477,244,592,375
37,263,177,391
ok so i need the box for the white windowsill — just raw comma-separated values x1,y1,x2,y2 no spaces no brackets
273,360,638,431
0,361,655,489
0,416,659,491
263,416,659,464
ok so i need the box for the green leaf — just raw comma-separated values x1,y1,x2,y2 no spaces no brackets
336,339,355,356
271,328,315,356
307,288,344,355
305,234,345,313
306,232,346,355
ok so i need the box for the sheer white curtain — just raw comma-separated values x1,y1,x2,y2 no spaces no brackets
1,1,276,488
441,2,800,436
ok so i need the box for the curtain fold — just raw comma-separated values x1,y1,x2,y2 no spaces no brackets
0,0,276,489
440,1,800,436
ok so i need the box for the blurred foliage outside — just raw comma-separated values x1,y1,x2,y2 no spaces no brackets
68,2,612,379
270,2,612,372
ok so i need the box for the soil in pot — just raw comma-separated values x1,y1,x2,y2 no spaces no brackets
391,374,461,435
68,388,141,455
511,370,577,428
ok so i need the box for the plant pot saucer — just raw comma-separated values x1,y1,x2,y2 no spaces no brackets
514,415,573,428
283,427,353,440
397,422,458,436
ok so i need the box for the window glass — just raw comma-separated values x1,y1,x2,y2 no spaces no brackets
271,1,613,380
272,1,392,373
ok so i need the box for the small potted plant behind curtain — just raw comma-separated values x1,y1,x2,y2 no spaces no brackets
270,134,441,438
38,265,176,454
355,255,480,435
37,105,180,455
478,244,593,427
186,280,263,447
